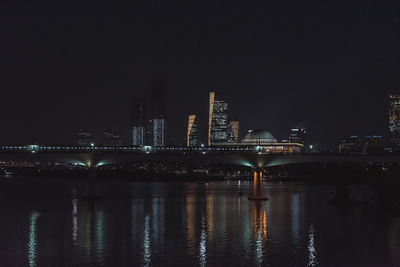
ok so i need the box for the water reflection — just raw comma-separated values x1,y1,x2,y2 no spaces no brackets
308,223,317,266
252,201,268,266
199,216,207,267
292,193,300,247
72,198,78,243
0,180,397,266
143,215,151,266
95,211,105,264
185,195,196,258
28,211,40,267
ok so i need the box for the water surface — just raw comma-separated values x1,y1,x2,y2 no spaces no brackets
0,177,398,266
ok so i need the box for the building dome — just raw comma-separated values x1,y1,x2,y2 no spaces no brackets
241,129,277,144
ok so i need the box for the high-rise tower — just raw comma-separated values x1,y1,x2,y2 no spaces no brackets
131,97,147,146
208,92,215,146
187,114,199,147
229,120,240,143
389,94,400,145
151,79,167,146
208,91,230,145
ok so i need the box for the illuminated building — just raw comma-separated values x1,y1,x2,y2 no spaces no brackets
208,92,230,145
338,136,363,153
104,129,122,146
339,135,385,154
240,129,302,153
151,79,167,146
187,114,199,147
208,92,215,146
289,125,307,144
389,94,400,146
144,120,153,146
229,121,239,143
153,118,165,146
131,97,147,146
77,129,93,146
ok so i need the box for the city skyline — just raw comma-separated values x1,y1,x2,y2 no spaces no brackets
1,4,399,147
0,86,397,148
2,3,400,267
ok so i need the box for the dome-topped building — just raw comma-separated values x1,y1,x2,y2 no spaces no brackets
236,128,303,154
242,129,277,144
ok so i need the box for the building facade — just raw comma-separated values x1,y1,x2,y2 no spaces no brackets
339,135,385,154
131,97,147,146
289,125,307,147
151,79,167,146
77,129,93,146
240,129,302,153
208,92,231,145
153,118,165,146
389,94,400,146
187,114,199,147
229,120,239,143
104,129,122,146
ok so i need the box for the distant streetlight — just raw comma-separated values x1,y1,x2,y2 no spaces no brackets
90,143,94,147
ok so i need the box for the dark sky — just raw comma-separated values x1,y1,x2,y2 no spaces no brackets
1,2,400,146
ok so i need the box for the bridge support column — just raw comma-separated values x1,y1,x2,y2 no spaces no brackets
88,167,96,198
248,168,268,201
86,167,98,212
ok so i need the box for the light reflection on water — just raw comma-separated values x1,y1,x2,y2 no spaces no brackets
28,211,40,267
0,179,393,266
308,223,317,266
143,215,151,267
199,216,207,267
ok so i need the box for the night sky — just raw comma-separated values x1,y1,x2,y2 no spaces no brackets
1,2,400,146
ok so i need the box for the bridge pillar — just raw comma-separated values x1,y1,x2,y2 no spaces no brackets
248,168,268,201
88,167,96,198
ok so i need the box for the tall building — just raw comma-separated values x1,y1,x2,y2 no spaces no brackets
289,125,307,144
151,79,167,146
187,114,199,147
208,92,215,146
208,92,230,145
77,129,93,146
144,119,154,146
131,97,147,146
229,120,239,143
389,94,400,146
153,118,165,146
104,129,122,146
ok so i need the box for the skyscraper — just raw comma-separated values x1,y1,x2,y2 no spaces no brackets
153,119,165,146
131,97,147,146
104,128,122,146
77,129,93,146
229,120,240,143
151,79,167,146
208,92,215,146
389,94,400,146
289,125,307,144
187,114,199,147
208,92,230,145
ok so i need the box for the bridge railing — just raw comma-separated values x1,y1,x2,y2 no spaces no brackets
0,145,259,154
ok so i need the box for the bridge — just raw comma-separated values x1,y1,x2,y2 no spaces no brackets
1,144,399,201
0,145,399,169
